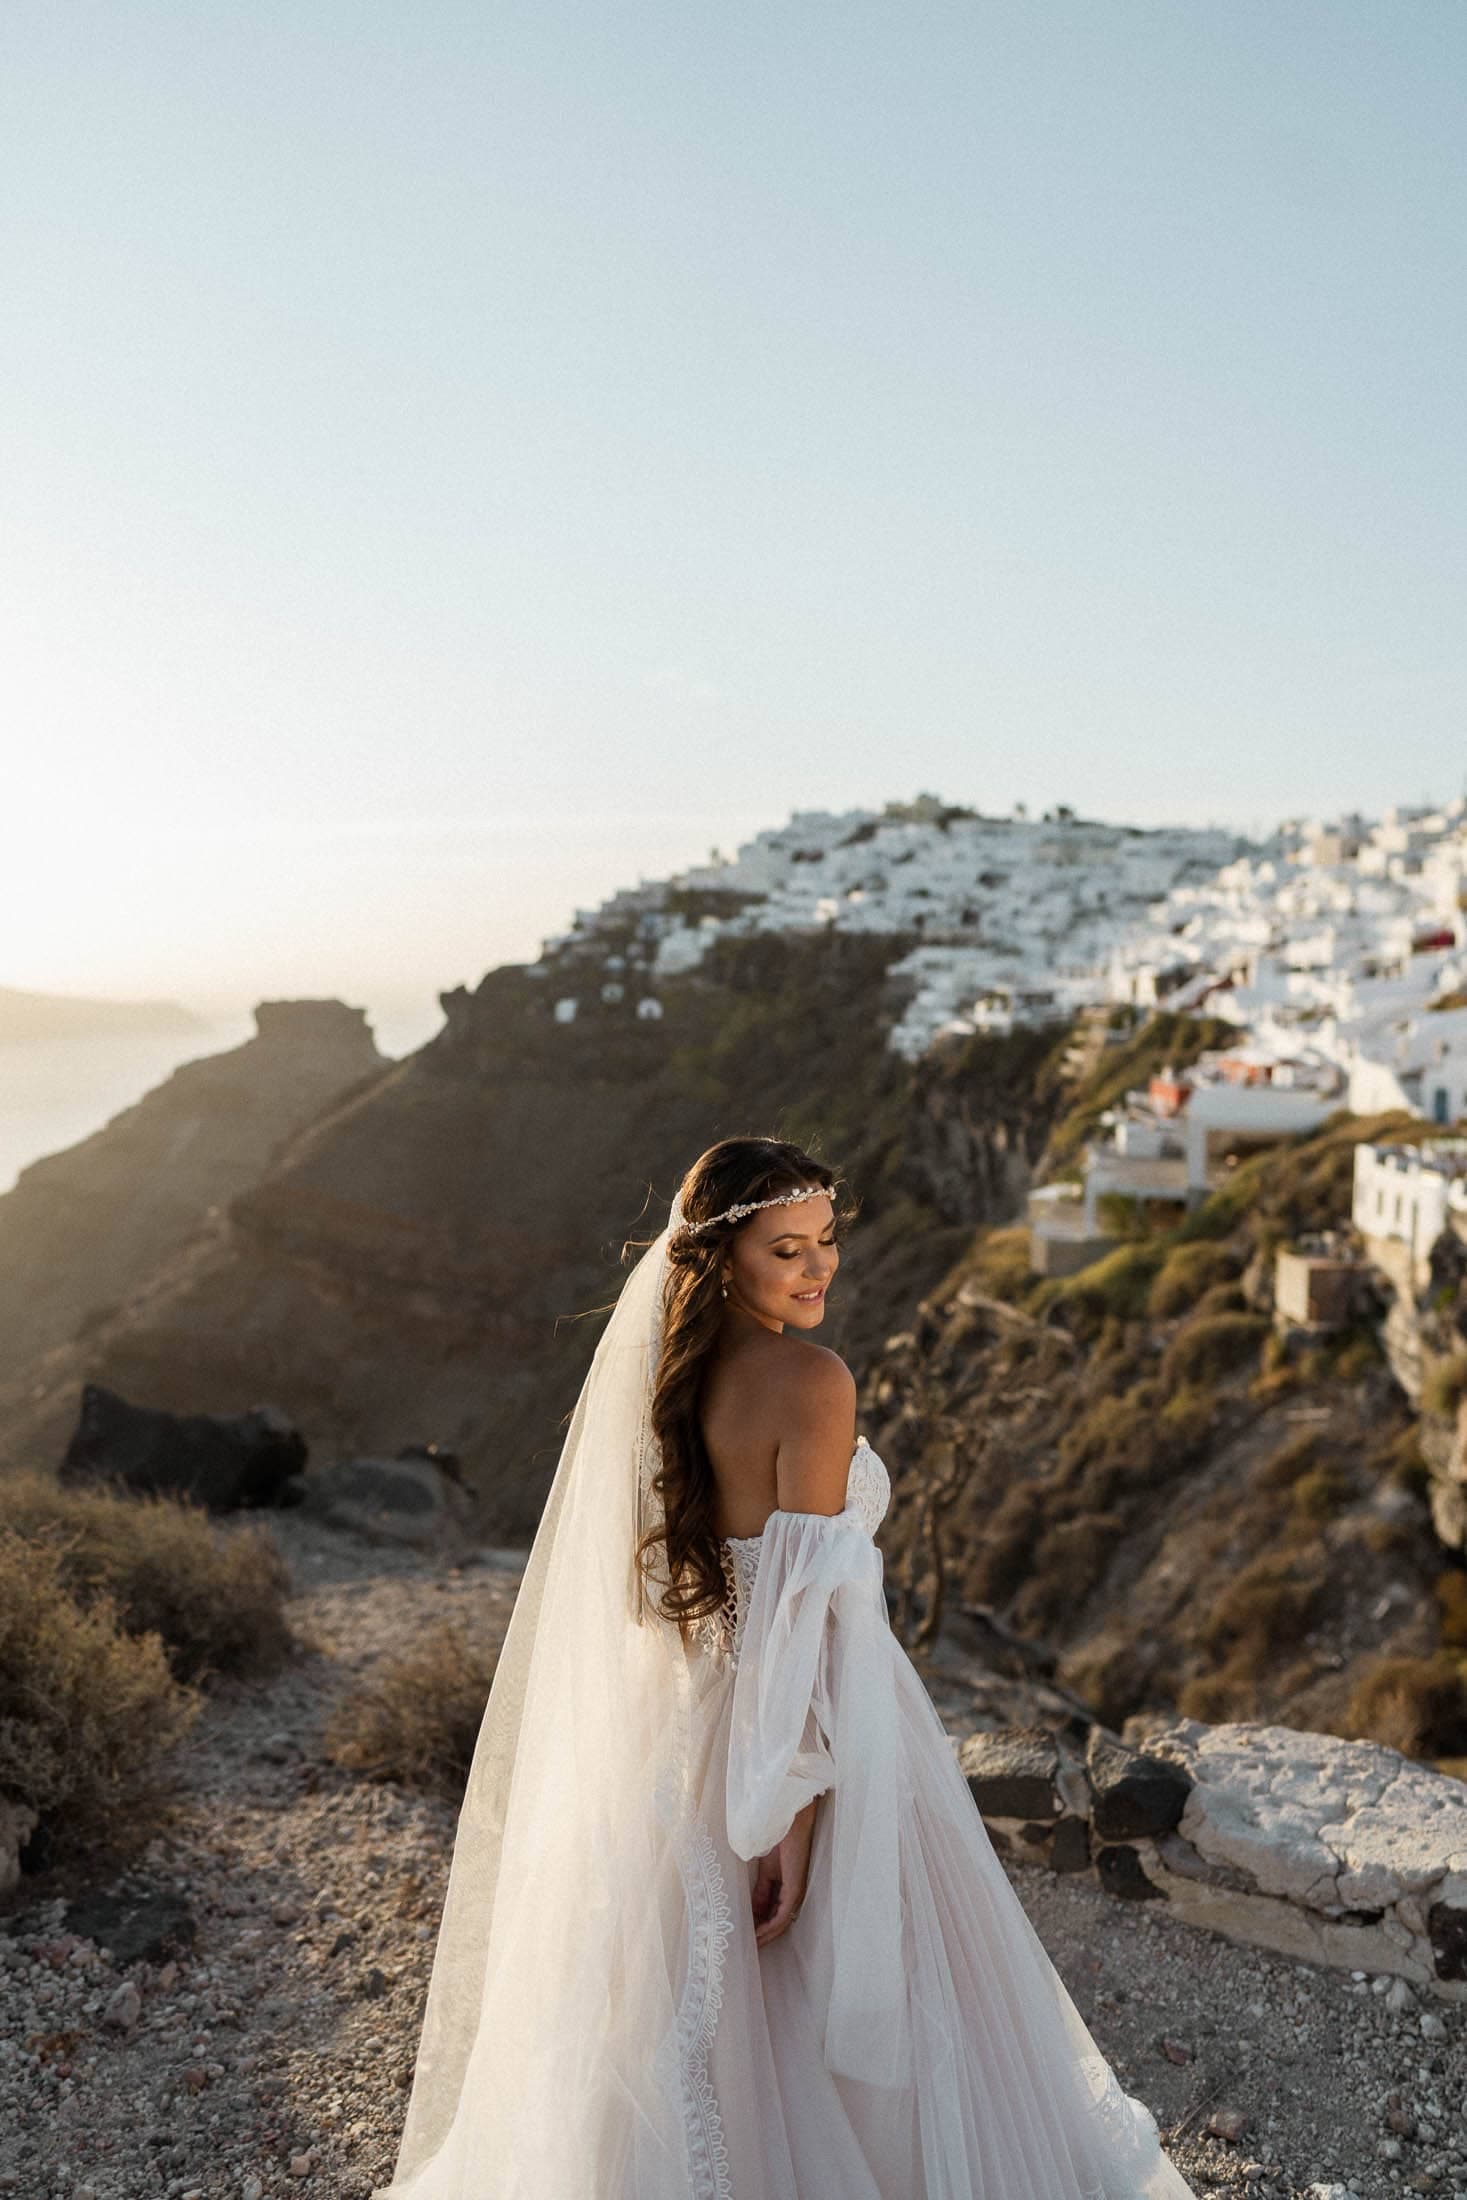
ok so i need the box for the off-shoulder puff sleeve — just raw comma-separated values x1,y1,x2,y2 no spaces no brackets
724,1507,913,2088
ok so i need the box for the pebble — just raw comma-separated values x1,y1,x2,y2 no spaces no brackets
0,1506,1462,2200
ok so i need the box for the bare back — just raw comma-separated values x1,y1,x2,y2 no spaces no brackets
700,1326,857,1538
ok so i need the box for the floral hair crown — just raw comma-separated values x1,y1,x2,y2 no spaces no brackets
676,1183,831,1237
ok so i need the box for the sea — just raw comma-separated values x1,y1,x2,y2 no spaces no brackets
0,1001,444,1196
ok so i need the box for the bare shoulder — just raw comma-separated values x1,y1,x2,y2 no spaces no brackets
771,1341,857,1516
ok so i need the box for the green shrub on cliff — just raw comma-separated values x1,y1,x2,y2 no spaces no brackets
1160,1312,1269,1389
1146,1239,1238,1319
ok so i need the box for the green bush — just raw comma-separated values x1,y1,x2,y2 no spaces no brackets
1054,1241,1168,1329
1147,1240,1239,1320
325,1622,498,1799
4,1469,293,1683
1160,1312,1269,1389
0,1529,199,1863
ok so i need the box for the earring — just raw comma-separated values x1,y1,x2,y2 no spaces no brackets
720,1278,729,1300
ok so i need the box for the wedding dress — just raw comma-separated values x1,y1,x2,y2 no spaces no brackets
376,1211,1196,2200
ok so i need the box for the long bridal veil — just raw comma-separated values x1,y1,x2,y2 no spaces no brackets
379,1208,710,2198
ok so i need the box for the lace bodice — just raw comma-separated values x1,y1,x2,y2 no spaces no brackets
697,1437,891,1668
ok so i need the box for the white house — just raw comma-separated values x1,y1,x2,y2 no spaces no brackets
1352,1139,1467,1290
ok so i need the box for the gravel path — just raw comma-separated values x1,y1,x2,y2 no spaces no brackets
1,1513,1463,2200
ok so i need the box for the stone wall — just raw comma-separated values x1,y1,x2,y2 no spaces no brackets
960,1717,1467,2001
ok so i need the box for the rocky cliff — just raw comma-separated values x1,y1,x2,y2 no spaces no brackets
0,1002,388,1398
862,1108,1467,1765
0,937,1072,1539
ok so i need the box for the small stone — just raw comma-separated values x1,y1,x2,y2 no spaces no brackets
1420,2011,1447,2039
1385,1976,1418,2014
1208,2107,1248,2142
241,2180,264,2200
1159,2037,1190,2064
1380,2138,1404,2161
360,1965,389,1999
103,1979,141,2030
288,2153,313,2178
270,1900,301,1928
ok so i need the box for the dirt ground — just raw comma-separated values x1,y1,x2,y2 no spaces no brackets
2,1510,1463,2200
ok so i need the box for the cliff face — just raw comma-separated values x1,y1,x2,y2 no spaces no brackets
862,1112,1467,1765
0,1002,388,1396
0,941,1071,1539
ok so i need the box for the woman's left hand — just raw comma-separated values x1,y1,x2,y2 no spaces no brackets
751,1795,819,1947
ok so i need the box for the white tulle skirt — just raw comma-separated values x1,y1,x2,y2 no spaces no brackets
681,1633,1196,2200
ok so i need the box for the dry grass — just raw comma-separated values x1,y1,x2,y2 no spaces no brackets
324,1622,498,1799
0,1529,199,1864
963,1224,1033,1303
3,1468,293,1684
1344,1652,1467,1760
1435,1570,1467,1650
1147,1240,1239,1320
1421,1350,1467,1421
1160,1312,1269,1390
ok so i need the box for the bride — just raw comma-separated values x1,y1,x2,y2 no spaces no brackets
376,1136,1197,2199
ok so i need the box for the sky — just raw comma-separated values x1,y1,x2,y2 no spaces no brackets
2,0,1463,1035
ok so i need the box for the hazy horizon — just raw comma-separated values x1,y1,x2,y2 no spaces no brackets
4,2,1463,1016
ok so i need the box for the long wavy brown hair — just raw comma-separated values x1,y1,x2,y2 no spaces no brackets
633,1135,852,1637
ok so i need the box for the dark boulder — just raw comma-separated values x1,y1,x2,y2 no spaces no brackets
959,1726,1062,1821
60,1383,306,1510
1086,1728,1193,1840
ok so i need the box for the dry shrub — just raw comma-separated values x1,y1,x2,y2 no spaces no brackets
1435,1570,1467,1649
1383,1429,1431,1498
1361,1516,1419,1560
0,1529,199,1863
1201,1553,1322,1679
1060,1638,1156,1731
964,1225,1033,1304
1324,1327,1380,1383
1422,1350,1467,1420
1156,1383,1214,1451
970,1481,1047,1606
1160,1312,1269,1390
4,1469,292,1684
1290,1460,1356,1524
325,1622,497,1799
1147,1240,1238,1321
1344,1652,1467,1760
1252,1433,1322,1494
1177,1668,1252,1723
1012,1512,1122,1635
